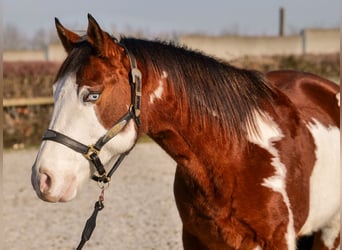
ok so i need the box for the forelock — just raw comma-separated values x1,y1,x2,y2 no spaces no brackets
55,40,93,82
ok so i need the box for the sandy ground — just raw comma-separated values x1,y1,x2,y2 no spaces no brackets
4,143,183,250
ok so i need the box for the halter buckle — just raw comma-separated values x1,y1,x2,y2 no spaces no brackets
131,68,142,84
84,145,100,161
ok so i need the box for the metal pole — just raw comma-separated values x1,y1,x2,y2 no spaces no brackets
301,30,307,54
279,7,285,36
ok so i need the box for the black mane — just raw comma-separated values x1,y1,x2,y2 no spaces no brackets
121,37,275,139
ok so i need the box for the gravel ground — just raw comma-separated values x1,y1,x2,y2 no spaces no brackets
4,143,182,250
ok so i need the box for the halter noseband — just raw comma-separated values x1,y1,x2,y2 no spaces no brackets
42,45,142,184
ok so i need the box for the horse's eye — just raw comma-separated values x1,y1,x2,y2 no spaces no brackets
84,92,101,102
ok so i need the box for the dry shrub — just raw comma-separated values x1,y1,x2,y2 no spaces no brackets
4,61,60,98
4,61,60,148
231,53,339,79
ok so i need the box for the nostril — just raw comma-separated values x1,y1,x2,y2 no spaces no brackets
39,170,52,194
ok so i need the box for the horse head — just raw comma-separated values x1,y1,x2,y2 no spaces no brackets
31,14,139,202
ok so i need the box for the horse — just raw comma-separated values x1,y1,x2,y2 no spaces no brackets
31,14,340,250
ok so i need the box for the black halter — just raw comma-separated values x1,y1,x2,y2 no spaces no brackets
42,45,142,184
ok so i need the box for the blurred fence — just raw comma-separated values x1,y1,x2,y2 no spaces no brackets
3,101,54,149
3,96,54,148
3,61,58,148
179,28,340,61
3,97,54,107
3,28,339,62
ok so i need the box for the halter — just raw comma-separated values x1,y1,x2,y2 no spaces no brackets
41,44,142,184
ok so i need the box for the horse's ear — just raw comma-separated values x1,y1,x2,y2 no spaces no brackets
55,18,81,53
87,13,122,57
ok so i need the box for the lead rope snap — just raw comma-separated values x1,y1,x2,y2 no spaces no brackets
76,187,105,250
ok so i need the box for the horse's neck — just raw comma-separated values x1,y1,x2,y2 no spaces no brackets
140,75,240,201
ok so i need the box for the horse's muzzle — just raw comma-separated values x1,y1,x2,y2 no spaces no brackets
31,166,77,203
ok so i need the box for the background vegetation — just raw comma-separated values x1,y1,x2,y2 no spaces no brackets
3,53,339,148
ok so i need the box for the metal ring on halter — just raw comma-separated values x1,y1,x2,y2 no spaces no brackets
97,178,110,189
84,145,100,161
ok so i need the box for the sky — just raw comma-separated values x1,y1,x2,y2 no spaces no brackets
2,0,340,39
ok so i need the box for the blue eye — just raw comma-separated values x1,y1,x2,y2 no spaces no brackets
84,93,101,102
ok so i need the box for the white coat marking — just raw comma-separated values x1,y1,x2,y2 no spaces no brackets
321,213,340,249
247,111,295,250
299,119,340,240
336,92,340,107
149,71,166,104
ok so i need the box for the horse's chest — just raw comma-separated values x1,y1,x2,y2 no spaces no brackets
173,164,270,249
173,165,230,248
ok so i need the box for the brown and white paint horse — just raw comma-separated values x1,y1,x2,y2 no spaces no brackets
31,15,340,250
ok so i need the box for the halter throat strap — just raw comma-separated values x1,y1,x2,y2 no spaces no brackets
42,47,142,183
